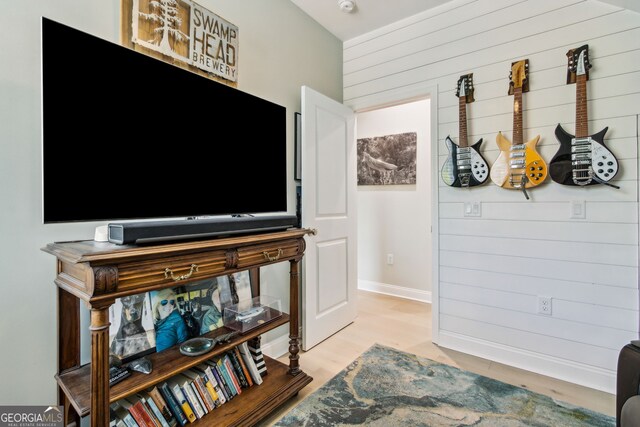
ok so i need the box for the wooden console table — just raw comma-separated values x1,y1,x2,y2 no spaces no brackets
43,229,313,426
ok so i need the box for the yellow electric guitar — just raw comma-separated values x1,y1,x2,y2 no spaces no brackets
490,59,547,199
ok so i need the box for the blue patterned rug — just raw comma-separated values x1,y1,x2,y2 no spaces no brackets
275,343,615,426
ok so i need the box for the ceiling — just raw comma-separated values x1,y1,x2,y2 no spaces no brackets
289,0,640,42
289,0,452,41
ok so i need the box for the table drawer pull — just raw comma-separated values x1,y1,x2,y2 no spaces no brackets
263,248,283,262
164,264,199,281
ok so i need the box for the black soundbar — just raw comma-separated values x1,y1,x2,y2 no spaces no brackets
108,215,298,245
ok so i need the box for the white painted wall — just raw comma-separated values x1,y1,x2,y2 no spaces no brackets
357,100,432,302
343,0,639,393
0,0,342,405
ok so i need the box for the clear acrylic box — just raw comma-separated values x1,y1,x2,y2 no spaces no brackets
223,295,283,333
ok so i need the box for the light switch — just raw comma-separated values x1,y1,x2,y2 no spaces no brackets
464,201,481,217
570,200,586,219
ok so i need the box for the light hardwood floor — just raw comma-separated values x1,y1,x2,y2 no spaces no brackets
260,290,616,425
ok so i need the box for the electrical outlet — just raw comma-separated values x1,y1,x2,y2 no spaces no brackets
387,254,394,265
538,296,552,315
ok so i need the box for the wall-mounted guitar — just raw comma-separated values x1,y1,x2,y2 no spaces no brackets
441,73,489,187
549,45,619,188
490,59,547,199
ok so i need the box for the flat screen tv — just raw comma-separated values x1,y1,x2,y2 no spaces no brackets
41,17,287,223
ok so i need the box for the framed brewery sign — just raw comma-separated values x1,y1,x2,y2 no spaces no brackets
121,0,239,85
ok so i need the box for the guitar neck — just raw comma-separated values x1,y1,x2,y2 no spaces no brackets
513,87,523,145
576,74,588,138
458,96,469,147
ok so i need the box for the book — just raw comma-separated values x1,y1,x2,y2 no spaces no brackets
175,374,205,419
227,349,250,388
191,364,221,407
195,363,225,405
109,366,131,386
159,383,188,427
136,395,162,427
238,341,263,385
147,386,177,427
187,378,208,416
221,356,242,396
139,393,170,427
110,402,119,427
206,360,233,400
213,357,238,397
121,397,155,427
183,369,216,412
166,378,197,423
233,346,253,387
248,338,267,376
110,401,139,427
205,362,229,402
222,354,243,394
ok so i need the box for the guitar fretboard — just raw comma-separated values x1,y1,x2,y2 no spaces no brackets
576,75,588,138
513,87,523,145
458,96,468,148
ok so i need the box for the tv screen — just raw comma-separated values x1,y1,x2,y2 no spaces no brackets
41,17,287,223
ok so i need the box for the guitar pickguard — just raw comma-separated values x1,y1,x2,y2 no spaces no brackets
550,125,617,186
491,132,547,190
441,136,489,188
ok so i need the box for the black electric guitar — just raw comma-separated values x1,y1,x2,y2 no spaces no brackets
549,45,619,187
441,73,489,187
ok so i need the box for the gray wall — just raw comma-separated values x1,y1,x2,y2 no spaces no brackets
357,100,432,301
0,0,342,404
343,0,639,392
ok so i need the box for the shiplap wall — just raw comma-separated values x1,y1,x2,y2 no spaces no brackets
343,0,640,392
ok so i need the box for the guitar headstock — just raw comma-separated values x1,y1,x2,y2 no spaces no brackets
455,73,475,103
508,59,529,95
566,44,591,84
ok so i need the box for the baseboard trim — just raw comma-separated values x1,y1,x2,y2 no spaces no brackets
261,328,301,359
437,331,616,394
358,279,432,303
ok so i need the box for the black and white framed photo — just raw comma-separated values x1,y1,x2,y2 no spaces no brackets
294,112,302,181
109,293,156,364
357,132,417,185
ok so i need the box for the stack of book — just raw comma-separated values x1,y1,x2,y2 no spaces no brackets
109,342,265,426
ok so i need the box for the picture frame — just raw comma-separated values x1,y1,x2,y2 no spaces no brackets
357,132,417,185
109,293,156,364
295,112,302,181
149,270,254,352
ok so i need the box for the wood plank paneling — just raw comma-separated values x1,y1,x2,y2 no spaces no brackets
344,0,640,391
440,266,639,309
440,314,620,370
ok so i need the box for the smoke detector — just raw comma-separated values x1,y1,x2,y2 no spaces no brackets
338,0,356,13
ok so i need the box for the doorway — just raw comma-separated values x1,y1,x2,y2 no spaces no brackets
300,85,440,351
356,99,433,303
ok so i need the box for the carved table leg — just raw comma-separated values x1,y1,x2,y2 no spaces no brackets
288,258,301,375
90,307,111,427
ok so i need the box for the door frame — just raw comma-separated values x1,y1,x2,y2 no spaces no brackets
344,83,440,343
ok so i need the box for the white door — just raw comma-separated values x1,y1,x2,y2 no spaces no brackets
301,86,357,351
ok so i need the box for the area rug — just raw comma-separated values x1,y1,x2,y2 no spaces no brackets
275,343,615,426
